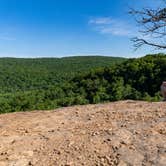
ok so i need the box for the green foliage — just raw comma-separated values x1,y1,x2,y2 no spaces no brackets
70,53,165,103
0,56,125,93
0,54,165,114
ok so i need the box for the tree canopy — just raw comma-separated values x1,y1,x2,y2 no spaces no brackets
0,54,165,114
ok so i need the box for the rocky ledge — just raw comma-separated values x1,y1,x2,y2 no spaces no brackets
0,101,166,166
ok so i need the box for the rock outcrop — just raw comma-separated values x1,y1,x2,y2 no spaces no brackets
0,101,166,166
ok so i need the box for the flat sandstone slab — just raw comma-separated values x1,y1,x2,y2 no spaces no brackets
0,101,166,166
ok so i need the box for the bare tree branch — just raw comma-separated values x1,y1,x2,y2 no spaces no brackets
132,37,166,50
130,2,166,49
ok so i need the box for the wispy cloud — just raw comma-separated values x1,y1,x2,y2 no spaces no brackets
88,17,112,25
89,17,137,37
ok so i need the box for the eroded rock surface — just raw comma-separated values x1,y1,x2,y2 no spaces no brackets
0,101,166,166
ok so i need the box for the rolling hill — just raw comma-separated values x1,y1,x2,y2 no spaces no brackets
0,56,126,93
0,54,166,113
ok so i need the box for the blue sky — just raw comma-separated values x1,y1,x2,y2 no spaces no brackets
0,0,164,58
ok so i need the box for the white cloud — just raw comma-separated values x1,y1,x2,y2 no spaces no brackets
89,17,137,37
89,17,112,25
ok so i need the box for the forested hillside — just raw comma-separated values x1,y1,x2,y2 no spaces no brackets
0,54,165,113
0,56,125,93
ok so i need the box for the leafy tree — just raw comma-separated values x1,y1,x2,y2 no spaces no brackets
0,54,165,114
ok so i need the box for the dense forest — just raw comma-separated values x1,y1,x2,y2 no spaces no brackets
0,56,125,93
0,54,165,113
